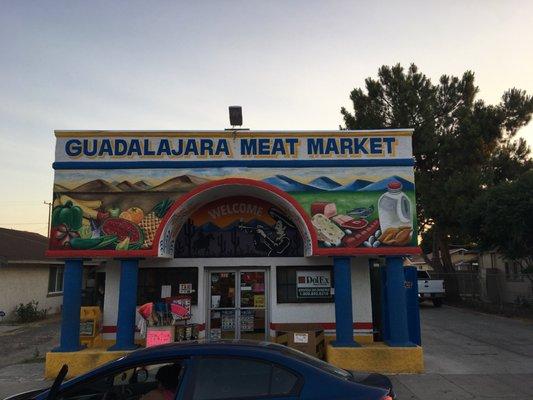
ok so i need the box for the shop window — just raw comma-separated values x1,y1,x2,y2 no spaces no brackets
191,357,299,400
137,268,198,305
48,266,64,294
276,266,334,304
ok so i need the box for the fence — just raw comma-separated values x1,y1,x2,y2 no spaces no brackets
427,270,533,318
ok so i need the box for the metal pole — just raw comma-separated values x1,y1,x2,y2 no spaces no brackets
44,200,52,238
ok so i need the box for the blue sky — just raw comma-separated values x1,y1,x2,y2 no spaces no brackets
1,0,532,235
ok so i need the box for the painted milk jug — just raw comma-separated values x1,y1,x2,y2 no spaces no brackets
377,181,413,245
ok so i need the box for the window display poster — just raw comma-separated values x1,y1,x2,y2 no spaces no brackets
210,328,221,340
240,310,254,332
170,297,192,320
179,283,193,294
161,285,171,299
296,270,331,299
254,294,265,308
221,310,235,331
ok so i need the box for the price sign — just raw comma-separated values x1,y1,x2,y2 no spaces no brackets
146,328,174,347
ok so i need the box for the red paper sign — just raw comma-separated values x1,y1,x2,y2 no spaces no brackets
146,329,173,347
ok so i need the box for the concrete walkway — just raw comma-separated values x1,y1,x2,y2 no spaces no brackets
391,304,533,399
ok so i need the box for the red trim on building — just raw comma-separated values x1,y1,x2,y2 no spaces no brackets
314,247,422,256
45,249,154,259
102,325,117,333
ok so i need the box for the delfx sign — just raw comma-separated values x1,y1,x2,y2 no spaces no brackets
296,270,332,299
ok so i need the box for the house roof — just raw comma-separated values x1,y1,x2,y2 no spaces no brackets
0,228,49,262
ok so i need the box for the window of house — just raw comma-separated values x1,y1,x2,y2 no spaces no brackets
137,268,198,305
490,253,497,268
276,266,333,304
48,266,64,294
512,262,522,281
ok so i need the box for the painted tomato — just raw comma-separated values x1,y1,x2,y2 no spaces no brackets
119,207,144,224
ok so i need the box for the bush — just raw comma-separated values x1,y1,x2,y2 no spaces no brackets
15,300,46,323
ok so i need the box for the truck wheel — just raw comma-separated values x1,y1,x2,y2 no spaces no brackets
433,298,443,307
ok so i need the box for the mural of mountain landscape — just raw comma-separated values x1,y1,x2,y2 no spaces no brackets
261,175,414,192
54,174,210,193
54,173,413,194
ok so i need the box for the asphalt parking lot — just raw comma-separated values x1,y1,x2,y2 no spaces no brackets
1,305,532,399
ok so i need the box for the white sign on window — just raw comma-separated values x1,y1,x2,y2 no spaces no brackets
296,270,331,299
161,285,171,299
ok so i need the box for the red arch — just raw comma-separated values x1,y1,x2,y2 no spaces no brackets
152,178,318,257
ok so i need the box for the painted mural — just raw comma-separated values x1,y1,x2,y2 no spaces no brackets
49,131,418,256
50,167,416,252
174,197,303,257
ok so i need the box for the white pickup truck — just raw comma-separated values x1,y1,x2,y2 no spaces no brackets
417,270,445,307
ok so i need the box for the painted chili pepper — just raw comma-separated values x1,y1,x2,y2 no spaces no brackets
69,235,118,250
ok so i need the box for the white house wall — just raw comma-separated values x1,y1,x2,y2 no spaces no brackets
0,264,63,319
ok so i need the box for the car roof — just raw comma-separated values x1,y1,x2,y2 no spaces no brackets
120,340,291,362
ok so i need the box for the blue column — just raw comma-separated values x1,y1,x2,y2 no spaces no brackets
332,257,359,347
385,256,415,347
53,259,84,352
109,259,139,351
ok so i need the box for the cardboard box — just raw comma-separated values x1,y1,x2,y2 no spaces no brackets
275,329,325,359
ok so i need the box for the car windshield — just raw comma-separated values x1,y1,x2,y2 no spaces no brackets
273,344,353,380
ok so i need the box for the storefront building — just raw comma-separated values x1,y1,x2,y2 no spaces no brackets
46,130,423,376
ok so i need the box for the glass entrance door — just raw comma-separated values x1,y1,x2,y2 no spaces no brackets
208,270,267,341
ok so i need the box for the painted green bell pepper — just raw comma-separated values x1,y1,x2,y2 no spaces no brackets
51,200,83,230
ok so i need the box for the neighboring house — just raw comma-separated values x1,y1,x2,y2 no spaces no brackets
408,248,532,305
448,248,479,271
0,228,105,320
478,251,533,305
0,228,65,319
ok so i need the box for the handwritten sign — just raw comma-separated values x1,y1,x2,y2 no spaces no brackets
146,327,174,347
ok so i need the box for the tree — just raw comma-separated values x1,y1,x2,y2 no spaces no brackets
467,170,533,294
341,64,533,299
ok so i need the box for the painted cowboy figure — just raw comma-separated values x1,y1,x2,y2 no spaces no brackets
238,208,294,256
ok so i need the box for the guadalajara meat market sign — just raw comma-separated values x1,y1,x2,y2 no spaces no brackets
47,130,419,259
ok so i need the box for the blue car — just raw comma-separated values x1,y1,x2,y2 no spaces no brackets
6,341,394,400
